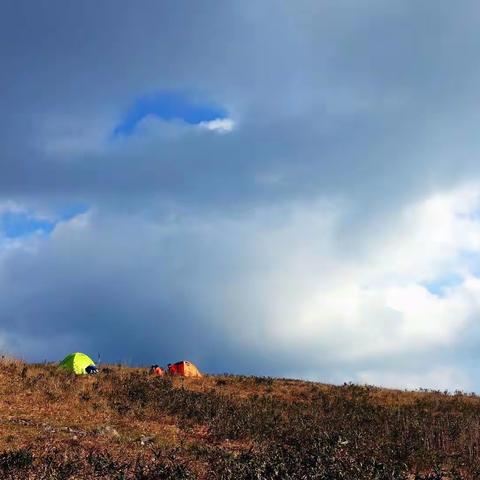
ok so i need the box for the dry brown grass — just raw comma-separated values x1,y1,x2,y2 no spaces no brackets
0,360,479,479
0,355,25,368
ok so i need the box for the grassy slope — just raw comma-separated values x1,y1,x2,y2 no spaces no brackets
0,357,479,479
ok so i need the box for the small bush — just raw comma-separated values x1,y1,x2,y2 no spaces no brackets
0,449,33,473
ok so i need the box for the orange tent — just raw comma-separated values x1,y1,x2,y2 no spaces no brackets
168,360,202,377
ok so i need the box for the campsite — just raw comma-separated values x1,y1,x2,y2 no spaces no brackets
3,1,480,478
0,355,480,479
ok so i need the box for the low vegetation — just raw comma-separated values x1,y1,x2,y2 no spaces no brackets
0,356,479,479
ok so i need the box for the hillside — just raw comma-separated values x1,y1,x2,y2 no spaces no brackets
0,357,479,479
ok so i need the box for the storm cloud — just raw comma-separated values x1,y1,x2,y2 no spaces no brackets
2,1,480,390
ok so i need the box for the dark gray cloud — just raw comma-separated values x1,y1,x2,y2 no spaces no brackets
1,0,480,212
1,1,480,389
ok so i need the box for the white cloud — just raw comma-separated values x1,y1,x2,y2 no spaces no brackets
194,184,480,385
0,184,480,390
357,367,472,392
0,205,90,256
198,118,235,133
0,201,23,215
128,116,236,137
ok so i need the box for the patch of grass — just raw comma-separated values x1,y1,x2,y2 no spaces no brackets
1,358,480,478
0,449,33,473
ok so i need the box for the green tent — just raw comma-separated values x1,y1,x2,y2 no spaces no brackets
59,352,96,375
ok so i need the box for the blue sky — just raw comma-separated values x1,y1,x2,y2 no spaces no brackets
113,91,228,136
423,274,464,297
1,212,55,238
2,1,480,392
1,204,88,238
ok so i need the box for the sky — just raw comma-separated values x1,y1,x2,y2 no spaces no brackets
2,1,480,391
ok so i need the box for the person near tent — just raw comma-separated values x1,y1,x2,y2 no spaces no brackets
149,364,164,376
